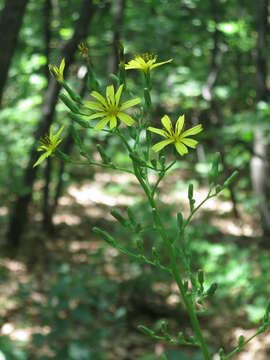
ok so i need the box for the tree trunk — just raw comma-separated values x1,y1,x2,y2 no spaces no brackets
107,0,125,74
0,0,28,107
251,0,270,238
6,0,95,251
42,0,56,233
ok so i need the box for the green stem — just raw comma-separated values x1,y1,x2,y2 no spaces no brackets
132,161,211,360
223,326,267,360
70,160,134,175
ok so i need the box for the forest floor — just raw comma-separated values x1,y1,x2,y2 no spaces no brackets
0,168,269,360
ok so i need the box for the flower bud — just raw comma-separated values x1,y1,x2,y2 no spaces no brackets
62,82,82,103
209,152,221,183
138,325,155,337
111,209,128,227
59,94,80,114
70,125,82,148
224,170,238,188
144,88,152,109
206,283,218,297
70,113,90,128
92,227,115,246
97,144,111,164
177,212,183,232
198,269,204,287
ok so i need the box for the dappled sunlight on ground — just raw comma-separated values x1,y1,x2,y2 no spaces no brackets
0,168,268,359
60,168,260,239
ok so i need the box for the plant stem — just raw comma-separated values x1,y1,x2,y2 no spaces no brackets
132,161,211,360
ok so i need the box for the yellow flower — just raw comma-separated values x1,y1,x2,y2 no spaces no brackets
33,125,64,167
125,53,172,73
85,84,141,131
148,115,203,156
49,58,65,82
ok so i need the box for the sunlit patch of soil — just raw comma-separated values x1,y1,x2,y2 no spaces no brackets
0,167,268,359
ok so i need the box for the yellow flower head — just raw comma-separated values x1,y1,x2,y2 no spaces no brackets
125,53,172,73
78,42,89,60
85,84,141,131
148,115,203,156
33,125,64,167
49,58,65,83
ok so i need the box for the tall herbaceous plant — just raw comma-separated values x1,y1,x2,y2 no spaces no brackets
34,43,270,360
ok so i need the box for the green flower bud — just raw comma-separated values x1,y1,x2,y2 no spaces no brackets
151,159,157,168
209,152,221,183
160,320,168,335
56,150,72,163
70,125,82,148
97,144,111,164
215,184,223,194
198,269,204,287
238,335,244,347
136,238,144,253
111,209,128,227
188,183,193,200
109,73,119,84
62,82,82,103
224,170,238,188
138,325,155,337
206,283,218,297
219,348,224,359
70,113,90,128
144,87,152,109
92,227,115,246
159,153,166,169
87,64,99,92
59,94,80,114
177,212,183,232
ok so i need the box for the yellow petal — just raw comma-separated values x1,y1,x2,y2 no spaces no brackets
175,142,188,156
115,84,124,106
94,117,110,131
181,138,198,148
59,58,65,75
106,85,115,105
175,115,184,135
55,125,64,139
84,100,104,111
88,112,106,120
33,152,49,167
117,112,135,126
90,91,107,107
120,98,141,111
125,60,142,70
152,139,174,152
110,116,117,129
151,58,173,70
161,115,173,134
147,126,168,138
181,124,203,138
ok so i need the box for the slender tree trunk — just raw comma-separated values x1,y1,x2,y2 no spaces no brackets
251,0,270,238
6,0,95,251
0,0,28,107
42,0,54,233
107,0,125,74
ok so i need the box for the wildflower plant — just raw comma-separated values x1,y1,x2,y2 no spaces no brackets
35,43,270,360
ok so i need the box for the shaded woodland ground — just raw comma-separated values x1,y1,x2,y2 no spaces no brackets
0,165,270,359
